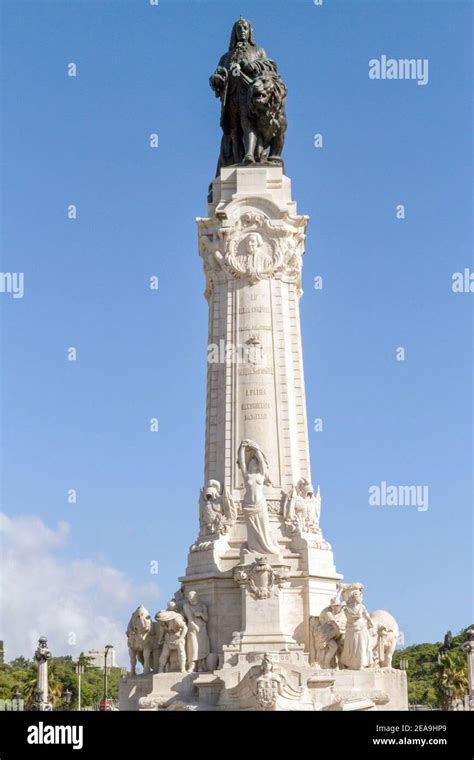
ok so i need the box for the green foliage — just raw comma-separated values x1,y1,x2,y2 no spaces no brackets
0,660,36,702
434,650,468,708
393,625,472,708
0,653,128,710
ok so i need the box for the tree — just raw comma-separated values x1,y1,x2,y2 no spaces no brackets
9,657,30,669
434,651,468,709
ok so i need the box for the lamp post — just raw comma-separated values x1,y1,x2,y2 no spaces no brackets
103,645,113,706
75,659,85,711
62,688,72,711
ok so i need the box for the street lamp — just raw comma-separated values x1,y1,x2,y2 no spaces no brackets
75,659,85,711
62,688,72,711
103,645,114,706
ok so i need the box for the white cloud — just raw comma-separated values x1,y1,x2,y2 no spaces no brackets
0,512,160,666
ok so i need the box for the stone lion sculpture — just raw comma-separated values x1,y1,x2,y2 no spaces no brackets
126,605,161,676
247,72,287,164
369,609,399,668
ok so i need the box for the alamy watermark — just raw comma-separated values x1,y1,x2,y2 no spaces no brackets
452,268,474,293
369,55,429,86
27,722,83,750
0,272,24,299
208,337,266,366
369,481,429,512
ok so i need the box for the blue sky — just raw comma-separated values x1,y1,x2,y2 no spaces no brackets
0,0,472,661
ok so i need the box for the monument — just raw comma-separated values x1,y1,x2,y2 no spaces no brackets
33,637,53,711
120,17,408,711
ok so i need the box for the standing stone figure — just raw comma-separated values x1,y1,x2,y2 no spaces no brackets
183,591,210,672
155,610,188,673
209,16,287,172
340,588,374,670
238,439,279,555
34,636,52,711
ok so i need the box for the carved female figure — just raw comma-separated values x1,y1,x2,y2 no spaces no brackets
340,589,374,670
238,439,279,555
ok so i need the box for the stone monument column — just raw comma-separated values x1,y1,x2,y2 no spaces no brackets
185,162,342,658
34,636,52,711
199,166,311,501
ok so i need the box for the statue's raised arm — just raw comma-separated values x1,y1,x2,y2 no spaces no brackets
209,17,288,174
237,440,248,476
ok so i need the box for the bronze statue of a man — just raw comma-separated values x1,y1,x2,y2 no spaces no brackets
210,17,287,173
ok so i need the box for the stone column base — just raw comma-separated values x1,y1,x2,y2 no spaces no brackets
119,664,408,712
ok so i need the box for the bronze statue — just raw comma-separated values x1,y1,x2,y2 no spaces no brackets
210,17,287,173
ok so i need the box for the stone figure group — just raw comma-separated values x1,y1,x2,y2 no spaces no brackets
195,442,328,557
126,590,210,676
310,584,399,671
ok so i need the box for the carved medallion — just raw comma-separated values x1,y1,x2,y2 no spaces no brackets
198,209,306,295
